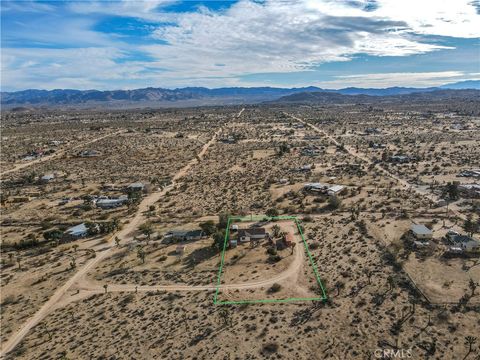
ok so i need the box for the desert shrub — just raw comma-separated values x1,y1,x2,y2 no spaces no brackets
268,283,282,293
268,254,281,263
262,342,279,354
266,247,277,255
158,255,168,262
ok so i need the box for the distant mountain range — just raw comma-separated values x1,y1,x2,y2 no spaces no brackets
272,88,480,104
1,80,479,109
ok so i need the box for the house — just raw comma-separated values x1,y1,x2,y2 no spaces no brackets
304,183,345,196
458,184,480,198
96,196,128,209
365,127,381,135
127,182,145,192
327,185,346,196
410,224,433,240
78,150,100,157
230,224,239,232
64,223,88,240
229,239,238,248
40,174,55,183
390,155,411,163
458,169,480,178
238,228,266,243
185,230,206,241
448,233,480,252
163,229,205,243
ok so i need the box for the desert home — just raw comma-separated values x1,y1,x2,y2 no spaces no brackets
237,228,266,243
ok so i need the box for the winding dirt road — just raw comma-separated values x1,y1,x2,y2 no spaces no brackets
1,129,221,357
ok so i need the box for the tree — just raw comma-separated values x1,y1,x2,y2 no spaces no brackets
69,256,76,270
334,281,345,296
272,224,281,237
217,307,232,327
199,220,216,236
139,222,153,241
114,236,121,247
468,278,478,297
43,229,63,242
212,230,226,252
446,182,459,200
72,244,79,253
111,218,120,231
85,222,99,236
328,195,342,210
103,284,108,294
137,247,146,264
463,336,477,360
464,216,478,237
218,213,230,230
16,256,21,270
266,208,279,218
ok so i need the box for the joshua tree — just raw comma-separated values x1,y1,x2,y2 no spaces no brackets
363,269,373,285
272,225,281,238
103,284,108,294
42,323,52,340
72,244,79,253
139,222,153,242
217,307,232,327
69,256,76,270
114,236,121,247
387,275,395,293
8,253,14,264
16,256,21,270
468,278,478,297
137,247,146,264
334,281,345,296
463,336,477,360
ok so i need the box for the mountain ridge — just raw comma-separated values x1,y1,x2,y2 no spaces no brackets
1,80,478,109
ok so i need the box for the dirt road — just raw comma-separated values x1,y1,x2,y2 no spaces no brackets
284,112,467,221
1,130,124,176
0,129,221,357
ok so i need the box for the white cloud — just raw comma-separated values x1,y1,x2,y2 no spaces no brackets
317,71,475,88
1,0,479,90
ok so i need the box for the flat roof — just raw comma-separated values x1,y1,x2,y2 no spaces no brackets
411,224,432,235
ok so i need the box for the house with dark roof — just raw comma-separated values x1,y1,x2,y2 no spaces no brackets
237,228,266,243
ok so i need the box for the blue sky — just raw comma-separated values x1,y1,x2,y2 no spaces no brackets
1,0,479,91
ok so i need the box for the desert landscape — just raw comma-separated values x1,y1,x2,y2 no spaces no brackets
1,96,479,359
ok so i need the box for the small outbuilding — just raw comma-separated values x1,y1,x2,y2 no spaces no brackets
176,244,187,255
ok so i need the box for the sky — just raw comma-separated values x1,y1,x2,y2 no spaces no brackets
1,0,480,91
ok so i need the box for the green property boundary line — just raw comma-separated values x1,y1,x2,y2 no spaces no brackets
213,215,328,305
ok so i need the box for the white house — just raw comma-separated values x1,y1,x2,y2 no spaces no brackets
411,224,433,240
65,223,88,239
96,195,128,209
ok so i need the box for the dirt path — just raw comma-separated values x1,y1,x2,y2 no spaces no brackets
1,130,124,176
0,129,221,357
70,222,305,298
284,112,466,221
236,108,245,118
